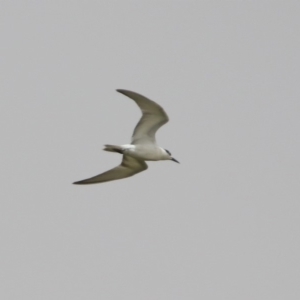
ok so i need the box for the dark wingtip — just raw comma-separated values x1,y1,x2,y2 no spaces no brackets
116,89,132,96
73,181,86,185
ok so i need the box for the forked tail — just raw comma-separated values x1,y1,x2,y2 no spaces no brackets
103,144,123,154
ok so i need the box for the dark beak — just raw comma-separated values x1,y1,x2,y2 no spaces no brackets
171,157,180,163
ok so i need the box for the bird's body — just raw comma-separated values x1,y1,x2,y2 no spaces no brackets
73,89,178,185
115,144,170,161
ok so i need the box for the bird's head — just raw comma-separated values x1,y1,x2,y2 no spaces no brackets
163,149,180,163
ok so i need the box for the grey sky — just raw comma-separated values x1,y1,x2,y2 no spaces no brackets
1,1,300,299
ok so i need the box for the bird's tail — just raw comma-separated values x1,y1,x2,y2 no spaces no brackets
103,144,123,154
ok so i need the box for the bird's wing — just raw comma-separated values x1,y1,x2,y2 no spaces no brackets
73,155,148,185
117,89,169,145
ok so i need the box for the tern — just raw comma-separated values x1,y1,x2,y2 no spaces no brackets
73,89,179,185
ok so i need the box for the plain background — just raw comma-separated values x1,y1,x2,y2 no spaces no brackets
1,1,300,299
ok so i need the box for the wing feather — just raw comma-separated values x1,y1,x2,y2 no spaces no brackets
73,155,148,185
117,89,169,145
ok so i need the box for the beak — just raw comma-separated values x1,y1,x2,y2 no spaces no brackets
171,157,180,163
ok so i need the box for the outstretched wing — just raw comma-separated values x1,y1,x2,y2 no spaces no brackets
117,89,169,145
73,155,148,185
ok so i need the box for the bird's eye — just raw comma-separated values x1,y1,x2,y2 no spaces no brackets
165,149,171,155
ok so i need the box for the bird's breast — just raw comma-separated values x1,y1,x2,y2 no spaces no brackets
124,145,164,161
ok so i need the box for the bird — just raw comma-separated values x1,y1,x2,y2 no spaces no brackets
73,89,179,185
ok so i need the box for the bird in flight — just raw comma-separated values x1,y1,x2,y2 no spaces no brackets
73,89,179,185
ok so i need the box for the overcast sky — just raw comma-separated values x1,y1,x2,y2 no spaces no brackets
1,1,300,299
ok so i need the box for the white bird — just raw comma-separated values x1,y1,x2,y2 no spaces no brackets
73,89,179,185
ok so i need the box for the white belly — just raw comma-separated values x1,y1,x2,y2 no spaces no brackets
122,144,164,161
